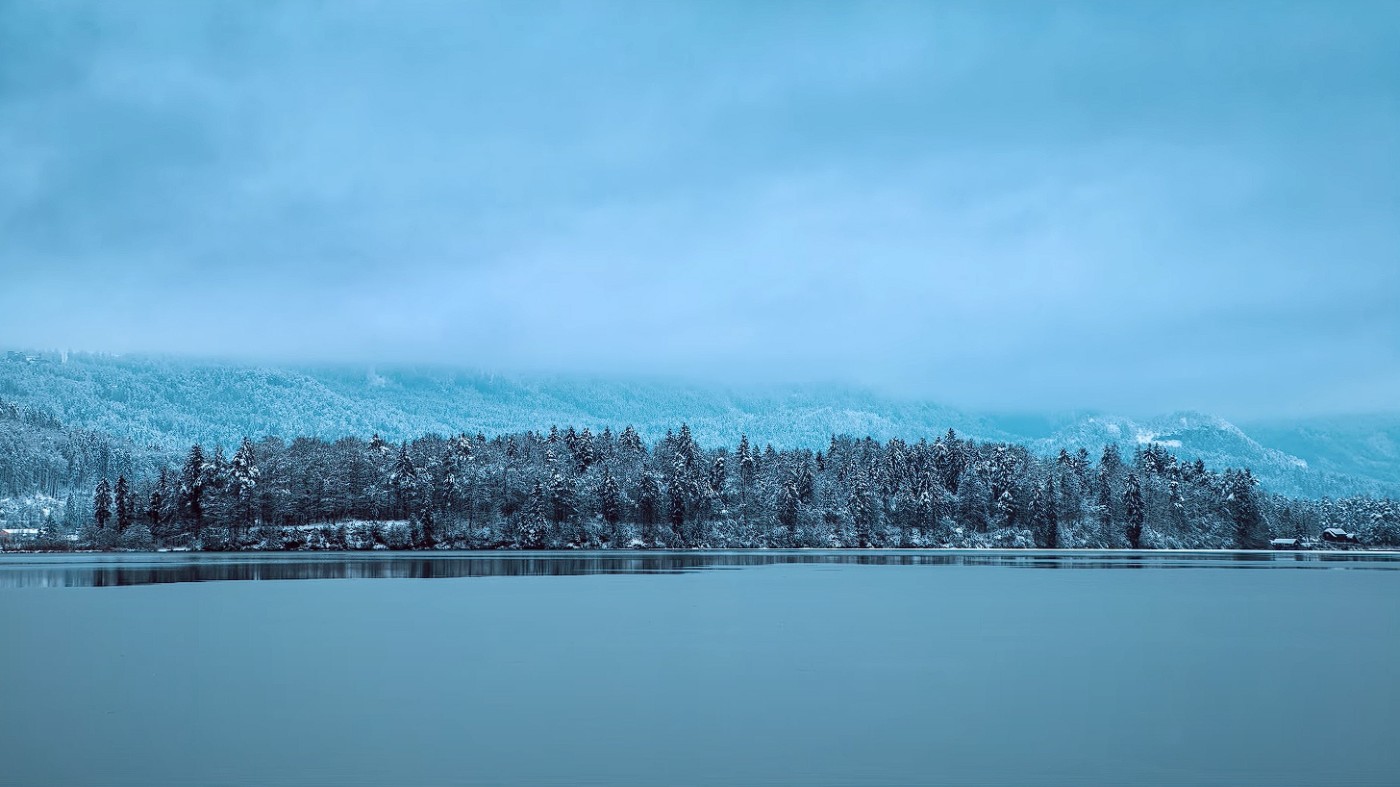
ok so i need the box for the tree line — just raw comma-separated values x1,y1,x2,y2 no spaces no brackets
37,424,1400,551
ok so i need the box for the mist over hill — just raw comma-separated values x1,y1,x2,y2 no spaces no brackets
2,350,1397,500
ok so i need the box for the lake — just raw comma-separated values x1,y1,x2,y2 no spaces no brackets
1,550,1397,786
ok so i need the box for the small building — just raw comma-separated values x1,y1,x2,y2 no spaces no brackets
0,528,41,547
1321,528,1359,545
1268,538,1300,550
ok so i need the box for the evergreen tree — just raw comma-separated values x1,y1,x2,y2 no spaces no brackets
63,492,82,531
389,443,418,519
795,460,815,505
1100,444,1123,476
1032,477,1058,548
1226,469,1268,549
848,472,876,549
1124,472,1145,548
1095,445,1122,546
667,464,687,546
675,423,699,469
778,469,801,541
995,487,1018,530
146,488,164,534
573,427,596,472
598,468,621,542
709,455,726,496
957,468,991,532
1120,470,1142,546
92,477,112,530
935,429,966,493
521,481,547,548
231,437,259,535
179,444,207,540
203,445,231,531
114,475,134,533
619,425,646,456
737,434,757,513
636,472,660,544
1168,477,1187,532
547,470,577,533
368,433,390,455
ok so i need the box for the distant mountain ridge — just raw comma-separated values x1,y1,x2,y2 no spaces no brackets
1025,411,1389,500
2,350,1397,499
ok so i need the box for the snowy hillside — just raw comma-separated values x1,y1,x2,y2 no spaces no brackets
0,351,1012,449
1029,411,1396,499
1,351,1397,499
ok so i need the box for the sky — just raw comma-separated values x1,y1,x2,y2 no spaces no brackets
1,0,1397,419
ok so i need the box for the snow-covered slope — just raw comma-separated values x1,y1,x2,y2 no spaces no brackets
2,351,1396,499
1240,415,1400,488
0,351,1010,450
1029,411,1395,499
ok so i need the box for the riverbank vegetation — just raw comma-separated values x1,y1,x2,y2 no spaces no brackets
10,424,1397,552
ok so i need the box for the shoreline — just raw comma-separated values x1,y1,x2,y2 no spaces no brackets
3,546,1398,557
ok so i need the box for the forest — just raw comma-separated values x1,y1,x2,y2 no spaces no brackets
15,422,1400,551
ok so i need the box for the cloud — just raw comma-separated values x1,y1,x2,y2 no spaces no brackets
1,0,1397,418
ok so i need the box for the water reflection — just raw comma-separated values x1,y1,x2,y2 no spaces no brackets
0,549,1397,588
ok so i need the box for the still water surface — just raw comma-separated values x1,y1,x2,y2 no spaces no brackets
1,550,1397,786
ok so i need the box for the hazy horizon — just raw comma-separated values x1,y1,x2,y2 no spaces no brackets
3,1,1398,419
5,344,1398,427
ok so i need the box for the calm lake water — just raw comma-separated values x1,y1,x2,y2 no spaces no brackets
1,550,1397,786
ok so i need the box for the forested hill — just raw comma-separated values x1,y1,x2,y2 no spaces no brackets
1,350,1398,500
0,351,1004,451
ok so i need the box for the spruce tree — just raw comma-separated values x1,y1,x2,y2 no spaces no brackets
935,429,965,493
1124,472,1145,549
574,427,596,472
179,444,206,539
709,455,726,495
390,443,418,519
522,481,547,548
619,425,645,456
778,469,801,540
231,437,259,535
637,473,660,544
93,477,113,530
1032,477,1058,548
368,433,389,455
737,434,757,512
63,492,81,531
114,475,133,534
598,468,621,542
147,488,164,536
667,465,687,546
848,473,876,549
547,471,576,528
1226,470,1268,549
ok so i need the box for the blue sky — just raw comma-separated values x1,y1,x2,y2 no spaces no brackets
1,0,1397,418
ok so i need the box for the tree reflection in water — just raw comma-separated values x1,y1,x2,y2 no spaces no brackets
0,549,1396,588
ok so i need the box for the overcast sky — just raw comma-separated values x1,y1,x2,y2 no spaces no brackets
2,0,1397,418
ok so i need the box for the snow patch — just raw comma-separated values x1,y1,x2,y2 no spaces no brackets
1135,430,1182,448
